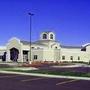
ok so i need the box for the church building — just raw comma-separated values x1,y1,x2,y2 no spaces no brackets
0,31,90,63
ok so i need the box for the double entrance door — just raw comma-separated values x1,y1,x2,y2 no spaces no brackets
23,51,29,62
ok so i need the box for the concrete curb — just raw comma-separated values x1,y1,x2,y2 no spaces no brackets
0,70,90,80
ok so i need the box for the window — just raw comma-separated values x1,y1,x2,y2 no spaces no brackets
23,51,28,54
81,47,86,51
34,55,38,60
70,56,73,60
50,34,53,39
0,56,3,59
31,47,34,49
55,46,57,49
78,56,80,60
43,34,47,39
62,56,65,60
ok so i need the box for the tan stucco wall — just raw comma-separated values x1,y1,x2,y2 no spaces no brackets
31,49,43,61
61,48,89,62
0,36,90,63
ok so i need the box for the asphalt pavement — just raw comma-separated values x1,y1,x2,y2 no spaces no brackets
0,73,90,90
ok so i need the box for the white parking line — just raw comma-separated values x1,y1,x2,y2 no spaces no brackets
56,79,78,85
21,78,44,82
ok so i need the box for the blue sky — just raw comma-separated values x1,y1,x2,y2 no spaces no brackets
0,0,90,46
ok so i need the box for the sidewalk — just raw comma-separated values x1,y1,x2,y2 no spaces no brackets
0,70,90,80
52,64,90,68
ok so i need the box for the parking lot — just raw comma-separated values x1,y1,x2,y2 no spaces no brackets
0,73,89,90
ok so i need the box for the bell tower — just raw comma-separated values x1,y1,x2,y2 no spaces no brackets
40,31,55,41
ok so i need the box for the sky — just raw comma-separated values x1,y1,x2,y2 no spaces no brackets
0,0,90,46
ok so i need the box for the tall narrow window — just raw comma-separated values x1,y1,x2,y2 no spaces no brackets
0,56,3,59
43,34,47,39
78,56,80,60
34,55,38,60
50,34,53,39
62,56,65,60
70,56,73,60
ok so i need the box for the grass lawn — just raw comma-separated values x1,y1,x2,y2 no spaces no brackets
0,67,90,78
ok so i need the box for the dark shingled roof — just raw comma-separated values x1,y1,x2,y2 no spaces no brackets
20,40,47,46
35,40,58,43
20,40,30,45
61,45,82,49
20,40,82,49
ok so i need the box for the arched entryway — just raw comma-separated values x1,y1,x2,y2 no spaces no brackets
10,48,19,62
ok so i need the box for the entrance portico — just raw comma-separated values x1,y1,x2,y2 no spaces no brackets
6,37,31,63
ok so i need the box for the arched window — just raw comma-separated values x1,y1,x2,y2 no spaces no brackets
43,34,47,39
50,34,53,39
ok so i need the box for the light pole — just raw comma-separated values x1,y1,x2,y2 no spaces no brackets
28,12,34,64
